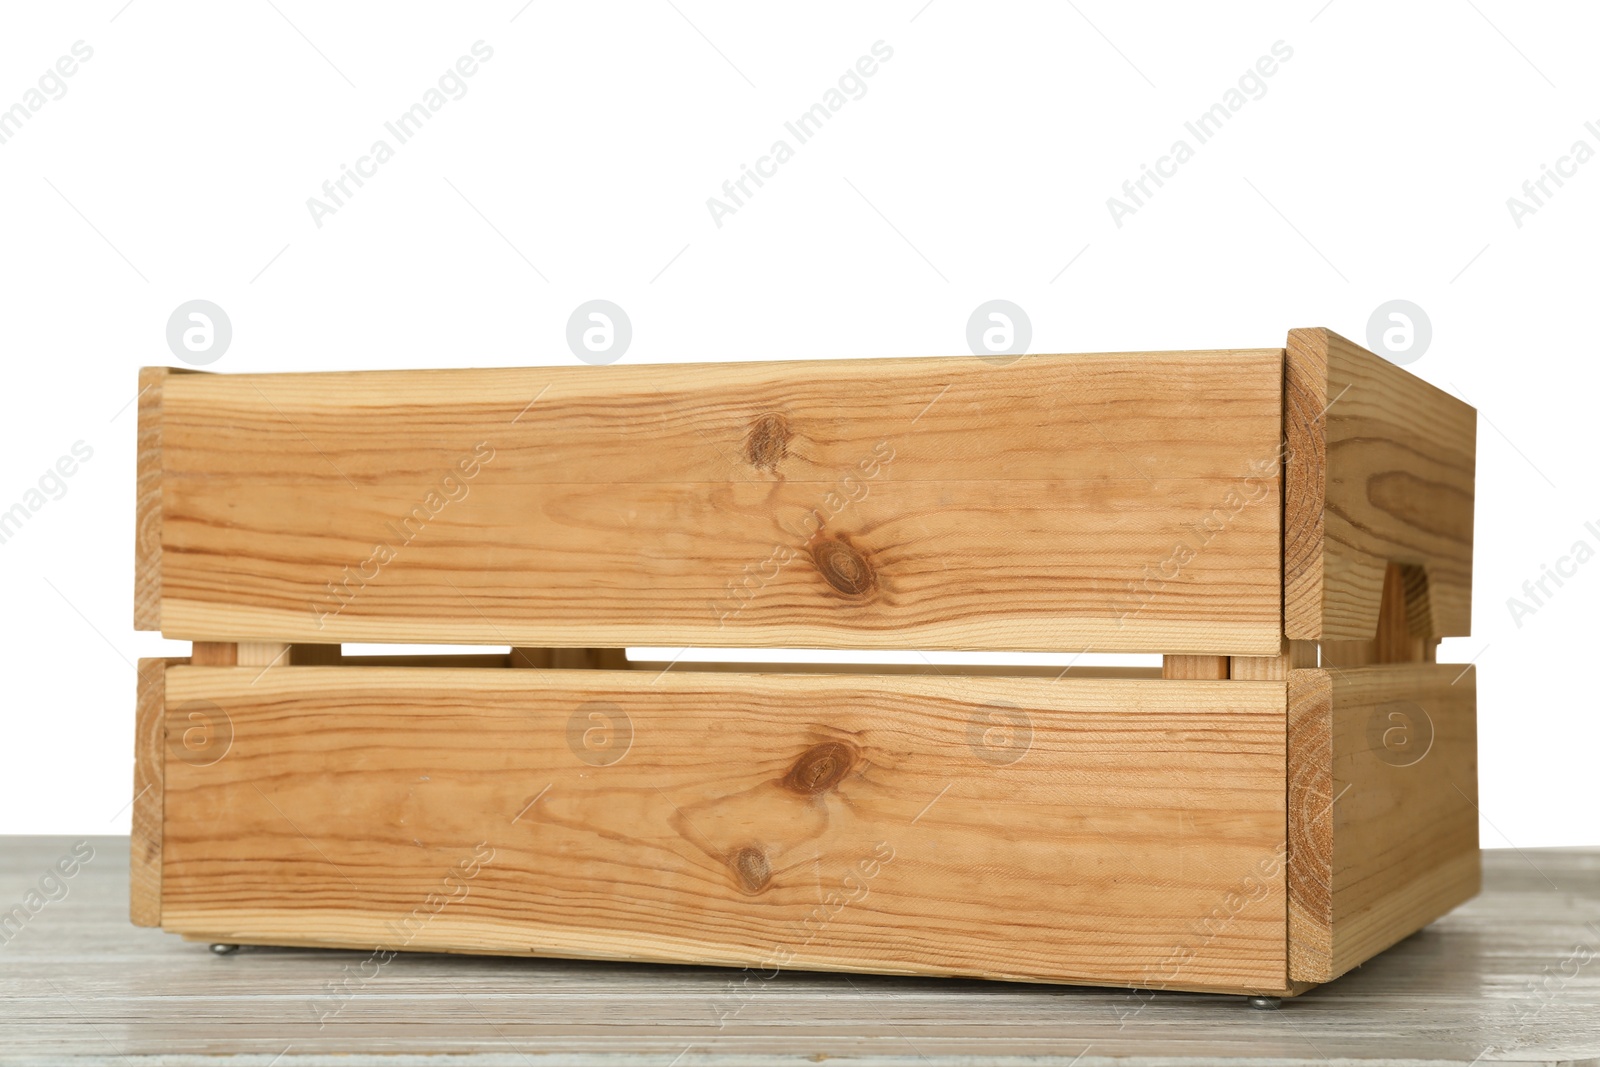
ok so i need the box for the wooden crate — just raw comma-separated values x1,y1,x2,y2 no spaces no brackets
131,327,1479,996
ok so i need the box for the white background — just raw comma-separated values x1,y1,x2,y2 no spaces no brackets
0,1,1594,844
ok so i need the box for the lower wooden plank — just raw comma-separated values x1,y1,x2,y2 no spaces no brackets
20,836,1600,1062
159,668,1290,993
1287,664,1479,983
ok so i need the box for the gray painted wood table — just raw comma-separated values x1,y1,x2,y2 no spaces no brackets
2,836,1597,1065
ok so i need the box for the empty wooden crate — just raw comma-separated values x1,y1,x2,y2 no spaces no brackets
131,327,1479,996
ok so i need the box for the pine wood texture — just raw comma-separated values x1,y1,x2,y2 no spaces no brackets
158,667,1292,994
129,334,1483,996
1287,663,1479,983
20,837,1600,1063
133,367,170,631
512,647,629,670
130,658,178,927
189,642,239,667
1161,655,1230,679
1230,638,1317,681
1320,562,1441,667
1283,328,1476,642
148,351,1286,656
623,659,1163,680
191,642,294,667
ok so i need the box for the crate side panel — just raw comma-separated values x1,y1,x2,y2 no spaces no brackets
1288,664,1480,982
160,667,1290,993
1284,329,1476,642
131,657,180,926
134,368,168,631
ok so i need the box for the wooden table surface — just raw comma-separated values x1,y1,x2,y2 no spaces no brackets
2,837,1596,1065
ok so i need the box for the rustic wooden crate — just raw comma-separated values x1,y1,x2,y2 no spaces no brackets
131,327,1479,997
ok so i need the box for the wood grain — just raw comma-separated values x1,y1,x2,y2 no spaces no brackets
159,667,1291,993
134,367,169,631
189,642,238,667
131,657,180,927
1230,638,1317,681
20,836,1600,1064
1320,562,1440,667
1161,655,1229,679
512,647,628,670
1283,329,1476,642
1287,664,1479,983
191,642,330,668
151,350,1286,655
338,652,511,668
625,659,1164,680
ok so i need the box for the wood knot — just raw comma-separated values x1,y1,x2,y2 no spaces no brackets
730,846,771,893
811,537,875,597
744,412,789,472
782,741,857,795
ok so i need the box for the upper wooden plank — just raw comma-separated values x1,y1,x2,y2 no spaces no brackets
148,351,1286,654
1284,329,1476,641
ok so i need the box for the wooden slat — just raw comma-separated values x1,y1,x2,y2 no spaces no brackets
189,642,237,666
131,658,180,926
134,368,169,630
236,642,291,668
190,642,327,668
625,660,1163,680
1321,562,1440,667
152,351,1286,655
1287,663,1479,983
512,647,628,670
1161,655,1229,679
160,667,1291,993
1284,329,1476,642
338,653,512,668
260,655,1164,679
1230,638,1317,681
